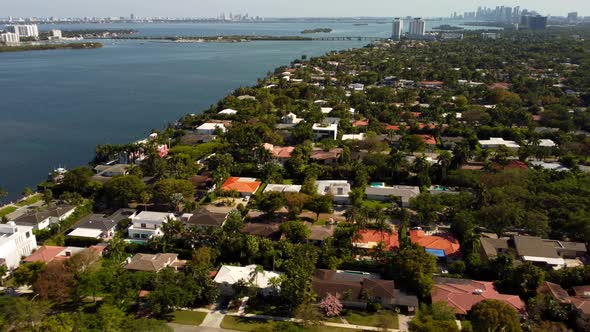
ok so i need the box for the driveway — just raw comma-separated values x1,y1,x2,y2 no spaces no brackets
168,323,235,332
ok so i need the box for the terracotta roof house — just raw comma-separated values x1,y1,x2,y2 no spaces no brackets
263,143,295,162
432,277,525,315
489,82,512,90
312,269,418,312
11,205,76,231
311,148,343,166
353,228,399,251
124,253,185,272
418,134,437,145
221,177,262,197
24,245,84,263
409,230,461,258
538,282,590,317
352,120,369,127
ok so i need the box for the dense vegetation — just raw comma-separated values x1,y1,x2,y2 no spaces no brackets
0,42,103,53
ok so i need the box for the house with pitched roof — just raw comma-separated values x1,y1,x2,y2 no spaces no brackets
353,228,399,251
24,245,104,264
221,177,262,197
310,148,343,166
67,210,135,240
263,143,295,164
124,253,186,272
312,269,418,313
409,230,461,259
365,185,420,207
213,264,283,296
11,205,76,231
479,236,587,269
432,277,525,316
538,282,590,321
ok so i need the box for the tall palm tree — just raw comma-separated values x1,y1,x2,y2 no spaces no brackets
437,151,452,181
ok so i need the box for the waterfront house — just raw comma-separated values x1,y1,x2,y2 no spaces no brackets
196,123,227,135
11,205,76,231
0,222,37,270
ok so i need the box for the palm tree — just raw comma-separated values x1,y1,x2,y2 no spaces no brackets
437,151,452,180
344,206,367,231
374,215,392,243
248,264,265,289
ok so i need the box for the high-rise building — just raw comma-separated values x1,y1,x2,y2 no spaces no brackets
130,13,135,20
0,32,19,43
5,24,39,38
408,18,426,36
521,15,547,30
567,12,578,22
392,18,403,40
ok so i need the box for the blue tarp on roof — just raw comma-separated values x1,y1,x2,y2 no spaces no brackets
426,248,446,257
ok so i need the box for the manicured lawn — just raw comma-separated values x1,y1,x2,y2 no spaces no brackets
220,316,358,332
15,194,41,207
171,310,207,326
361,200,391,210
0,206,17,218
343,310,399,328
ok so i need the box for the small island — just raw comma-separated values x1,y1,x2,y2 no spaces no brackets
301,28,333,34
0,42,103,53
432,24,465,31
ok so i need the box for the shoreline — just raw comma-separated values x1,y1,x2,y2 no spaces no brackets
0,42,103,53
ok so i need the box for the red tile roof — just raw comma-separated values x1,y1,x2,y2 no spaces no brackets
432,277,525,315
409,230,460,256
221,177,262,194
417,134,437,145
352,120,369,127
24,246,68,263
353,229,399,251
263,143,294,159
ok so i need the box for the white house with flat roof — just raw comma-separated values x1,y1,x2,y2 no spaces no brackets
127,212,175,241
264,184,302,193
479,137,520,150
312,123,338,141
196,123,227,135
316,180,351,204
0,222,37,270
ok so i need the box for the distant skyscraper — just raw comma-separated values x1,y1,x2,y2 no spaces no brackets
567,12,578,22
408,18,426,36
392,18,403,40
130,13,135,20
5,24,39,38
521,15,547,30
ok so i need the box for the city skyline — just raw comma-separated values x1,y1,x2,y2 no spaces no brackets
2,0,588,19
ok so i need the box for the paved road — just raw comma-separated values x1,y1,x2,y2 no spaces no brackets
168,323,235,332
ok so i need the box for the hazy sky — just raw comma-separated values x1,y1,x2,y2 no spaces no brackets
3,0,587,18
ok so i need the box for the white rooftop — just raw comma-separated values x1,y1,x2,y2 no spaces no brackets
68,228,103,239
133,211,174,222
197,123,227,131
219,109,238,115
479,137,520,149
312,123,338,131
341,134,365,141
214,264,282,289
264,184,302,193
321,107,333,114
